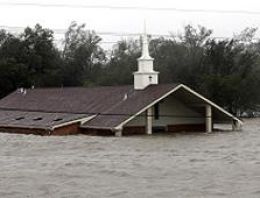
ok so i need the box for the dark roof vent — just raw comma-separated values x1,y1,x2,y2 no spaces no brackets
53,118,63,122
15,117,25,121
33,117,43,121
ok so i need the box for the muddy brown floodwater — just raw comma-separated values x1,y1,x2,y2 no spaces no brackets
0,119,259,198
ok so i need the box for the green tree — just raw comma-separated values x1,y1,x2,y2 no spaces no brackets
0,24,62,98
62,22,105,86
0,31,30,98
99,40,140,85
202,33,259,114
20,24,63,86
151,25,212,88
151,25,260,114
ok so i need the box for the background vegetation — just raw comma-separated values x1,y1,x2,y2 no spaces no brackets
0,22,259,115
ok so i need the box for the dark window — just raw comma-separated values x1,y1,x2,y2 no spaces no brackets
154,103,160,120
33,117,43,121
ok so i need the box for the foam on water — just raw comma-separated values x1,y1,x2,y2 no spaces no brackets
0,119,259,198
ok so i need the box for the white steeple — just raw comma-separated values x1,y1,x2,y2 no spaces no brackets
139,21,152,60
134,22,159,90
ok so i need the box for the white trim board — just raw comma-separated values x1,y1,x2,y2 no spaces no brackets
181,85,243,124
51,115,96,130
115,84,183,129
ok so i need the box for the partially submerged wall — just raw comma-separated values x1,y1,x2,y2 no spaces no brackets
124,95,205,133
0,123,81,136
80,127,114,136
51,123,80,135
0,127,49,135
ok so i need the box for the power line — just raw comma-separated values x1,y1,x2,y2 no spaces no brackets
1,2,260,15
1,25,260,42
0,25,166,37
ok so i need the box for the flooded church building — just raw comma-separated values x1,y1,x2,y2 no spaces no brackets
0,29,242,136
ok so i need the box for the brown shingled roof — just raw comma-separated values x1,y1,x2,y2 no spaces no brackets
0,84,180,129
0,110,89,130
0,85,136,114
81,84,180,129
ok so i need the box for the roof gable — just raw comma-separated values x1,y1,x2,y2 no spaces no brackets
82,84,180,129
83,84,243,129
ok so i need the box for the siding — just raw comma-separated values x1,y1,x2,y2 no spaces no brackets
125,95,204,127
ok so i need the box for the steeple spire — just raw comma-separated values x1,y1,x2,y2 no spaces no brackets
140,20,152,59
133,22,159,90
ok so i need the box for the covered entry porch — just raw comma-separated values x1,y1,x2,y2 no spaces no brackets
117,85,242,136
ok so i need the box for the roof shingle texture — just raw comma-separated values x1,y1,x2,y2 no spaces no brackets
0,110,88,130
0,84,180,129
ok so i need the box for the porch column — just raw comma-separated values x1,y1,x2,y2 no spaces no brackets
115,128,122,137
146,107,153,135
205,104,212,133
232,120,241,131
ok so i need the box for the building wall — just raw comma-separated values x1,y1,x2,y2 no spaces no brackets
122,126,146,135
125,112,146,127
80,128,114,136
0,123,81,136
51,123,80,135
167,124,205,132
0,127,48,135
155,96,205,126
125,95,204,128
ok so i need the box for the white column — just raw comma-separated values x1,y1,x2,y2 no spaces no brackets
232,120,241,131
205,104,212,133
115,128,122,137
146,107,153,135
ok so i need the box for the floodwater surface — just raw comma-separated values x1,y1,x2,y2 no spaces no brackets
0,119,259,198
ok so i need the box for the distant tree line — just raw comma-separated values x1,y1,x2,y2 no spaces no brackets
0,22,260,115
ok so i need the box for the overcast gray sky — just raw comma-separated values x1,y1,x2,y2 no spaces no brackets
0,0,260,48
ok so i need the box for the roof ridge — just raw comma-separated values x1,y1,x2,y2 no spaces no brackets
15,83,180,91
20,84,134,91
